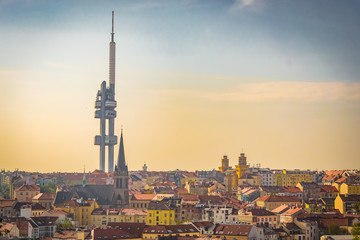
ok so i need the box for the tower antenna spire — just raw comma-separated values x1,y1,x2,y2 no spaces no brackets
111,11,115,42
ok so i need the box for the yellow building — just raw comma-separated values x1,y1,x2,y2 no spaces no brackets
91,208,147,227
273,170,284,186
235,153,249,179
225,171,238,192
338,183,360,195
143,225,199,240
235,165,249,179
146,200,176,225
335,194,360,214
55,199,98,227
14,184,40,202
31,203,46,217
279,170,314,187
255,195,302,210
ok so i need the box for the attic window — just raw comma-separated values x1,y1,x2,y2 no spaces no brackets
151,230,155,233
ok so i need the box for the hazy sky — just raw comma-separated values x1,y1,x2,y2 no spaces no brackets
1,0,360,172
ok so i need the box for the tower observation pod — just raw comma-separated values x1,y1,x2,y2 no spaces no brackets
94,11,117,172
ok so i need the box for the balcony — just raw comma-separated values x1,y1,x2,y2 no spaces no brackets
94,110,117,118
94,135,118,145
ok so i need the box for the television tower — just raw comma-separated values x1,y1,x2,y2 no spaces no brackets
94,11,117,172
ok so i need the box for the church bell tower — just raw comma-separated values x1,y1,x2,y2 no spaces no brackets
112,129,129,208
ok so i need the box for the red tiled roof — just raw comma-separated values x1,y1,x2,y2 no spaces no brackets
165,224,199,234
256,195,270,202
56,200,79,207
282,186,302,193
257,195,301,203
282,208,303,216
53,230,77,239
198,195,222,204
16,184,40,192
181,194,200,201
43,209,69,216
93,227,135,239
32,193,55,200
323,175,337,180
247,209,275,216
335,177,347,183
107,222,146,238
0,223,14,232
325,171,344,176
338,194,360,202
132,194,156,200
121,209,146,216
143,225,199,234
0,200,16,208
214,224,253,236
175,187,188,194
271,205,290,214
143,225,167,234
192,221,214,228
319,185,338,193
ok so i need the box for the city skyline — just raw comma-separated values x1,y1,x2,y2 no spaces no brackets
1,0,360,172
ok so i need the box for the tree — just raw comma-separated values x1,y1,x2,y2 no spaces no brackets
56,175,64,186
0,184,10,199
56,219,73,230
353,223,360,240
40,182,56,194
328,224,348,235
354,202,360,214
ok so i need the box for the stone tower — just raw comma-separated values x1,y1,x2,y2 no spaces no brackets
112,129,129,208
238,152,247,165
220,155,230,172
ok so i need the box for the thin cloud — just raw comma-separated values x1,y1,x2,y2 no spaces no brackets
147,81,360,103
229,0,265,12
